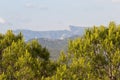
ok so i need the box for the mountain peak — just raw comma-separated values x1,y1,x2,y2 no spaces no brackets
69,25,85,31
14,25,87,41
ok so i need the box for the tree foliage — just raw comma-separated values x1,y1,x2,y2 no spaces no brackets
0,30,56,80
44,22,120,80
1,22,120,80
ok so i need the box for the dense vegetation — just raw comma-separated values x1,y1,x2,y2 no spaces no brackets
0,22,120,80
0,30,57,79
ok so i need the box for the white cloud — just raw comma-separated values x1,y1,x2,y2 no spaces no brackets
0,17,6,24
25,3,48,10
39,6,48,10
25,3,36,8
112,0,120,3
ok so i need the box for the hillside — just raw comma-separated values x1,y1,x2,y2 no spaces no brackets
37,38,67,60
29,35,80,60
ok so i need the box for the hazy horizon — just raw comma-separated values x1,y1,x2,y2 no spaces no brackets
0,0,120,33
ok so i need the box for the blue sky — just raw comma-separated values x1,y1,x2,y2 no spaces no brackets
0,0,120,33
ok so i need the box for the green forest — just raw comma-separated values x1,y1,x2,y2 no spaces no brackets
0,22,120,80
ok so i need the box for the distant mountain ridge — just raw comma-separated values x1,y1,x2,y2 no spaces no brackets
14,25,88,41
14,26,88,60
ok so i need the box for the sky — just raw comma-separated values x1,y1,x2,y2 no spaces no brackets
0,0,120,33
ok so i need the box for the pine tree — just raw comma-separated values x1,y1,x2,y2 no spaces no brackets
44,22,120,80
0,30,54,79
